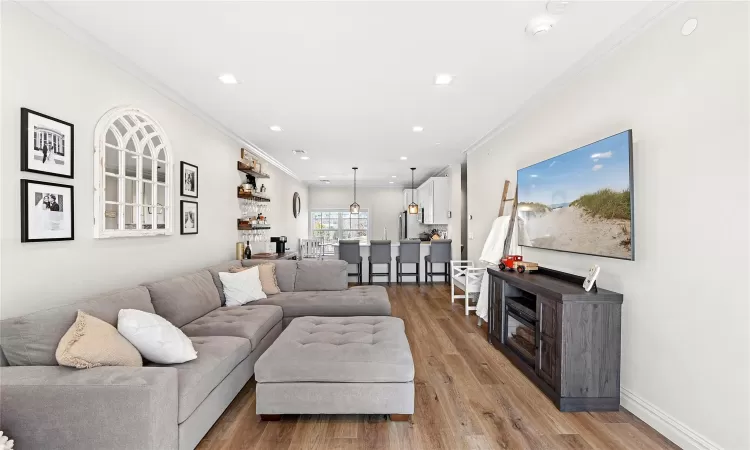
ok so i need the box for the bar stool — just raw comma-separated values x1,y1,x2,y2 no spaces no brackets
339,240,362,285
368,240,392,286
396,240,421,285
424,239,452,284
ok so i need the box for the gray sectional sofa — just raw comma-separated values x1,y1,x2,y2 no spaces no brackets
0,259,390,450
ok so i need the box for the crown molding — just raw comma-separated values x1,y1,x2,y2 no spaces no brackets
462,1,682,156
15,0,300,181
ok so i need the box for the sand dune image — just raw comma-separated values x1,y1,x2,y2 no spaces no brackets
516,130,634,259
518,204,631,259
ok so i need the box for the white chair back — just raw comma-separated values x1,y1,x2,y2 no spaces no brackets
300,238,324,259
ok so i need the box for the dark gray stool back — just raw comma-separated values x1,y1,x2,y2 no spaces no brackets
425,239,452,284
339,240,361,264
370,240,392,263
339,240,362,284
398,240,420,263
429,239,452,263
368,240,392,285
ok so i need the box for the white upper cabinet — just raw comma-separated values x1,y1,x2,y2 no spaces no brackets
417,176,449,225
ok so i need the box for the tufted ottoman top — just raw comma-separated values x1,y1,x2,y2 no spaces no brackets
255,316,414,383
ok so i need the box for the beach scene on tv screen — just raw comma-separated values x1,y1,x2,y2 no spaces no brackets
517,131,633,259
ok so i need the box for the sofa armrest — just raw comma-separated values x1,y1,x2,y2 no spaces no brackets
0,366,178,450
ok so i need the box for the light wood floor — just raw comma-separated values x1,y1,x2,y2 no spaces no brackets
197,284,678,450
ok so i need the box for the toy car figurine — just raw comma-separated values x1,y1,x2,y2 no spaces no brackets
499,255,539,274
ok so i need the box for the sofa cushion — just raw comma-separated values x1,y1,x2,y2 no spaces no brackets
255,316,413,383
148,336,250,423
56,310,142,369
0,286,154,366
180,305,282,352
251,285,391,319
144,270,220,328
205,260,242,306
241,260,297,292
294,260,347,291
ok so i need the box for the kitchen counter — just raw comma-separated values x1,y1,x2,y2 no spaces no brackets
331,241,433,247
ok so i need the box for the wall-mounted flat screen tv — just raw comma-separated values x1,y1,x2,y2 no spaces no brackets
517,130,634,260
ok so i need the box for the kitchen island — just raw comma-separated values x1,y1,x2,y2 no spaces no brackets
331,241,442,284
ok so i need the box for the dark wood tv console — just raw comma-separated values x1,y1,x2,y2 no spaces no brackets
486,266,623,412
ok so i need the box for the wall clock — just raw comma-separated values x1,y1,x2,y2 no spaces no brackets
292,192,301,218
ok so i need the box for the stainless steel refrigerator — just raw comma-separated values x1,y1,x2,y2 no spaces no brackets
398,211,421,240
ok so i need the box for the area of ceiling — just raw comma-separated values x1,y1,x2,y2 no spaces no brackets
43,1,660,187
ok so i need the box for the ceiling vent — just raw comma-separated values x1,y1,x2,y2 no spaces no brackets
292,149,307,155
320,179,331,184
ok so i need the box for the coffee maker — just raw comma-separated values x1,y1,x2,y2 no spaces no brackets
270,236,287,254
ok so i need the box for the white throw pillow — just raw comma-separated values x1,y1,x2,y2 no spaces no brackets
219,266,267,306
117,309,197,364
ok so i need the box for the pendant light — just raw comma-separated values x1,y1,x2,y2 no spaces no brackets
350,167,360,214
408,168,419,214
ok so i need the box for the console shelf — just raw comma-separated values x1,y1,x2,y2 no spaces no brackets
487,267,623,412
237,162,270,178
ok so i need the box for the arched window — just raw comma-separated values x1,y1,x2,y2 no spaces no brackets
93,106,173,238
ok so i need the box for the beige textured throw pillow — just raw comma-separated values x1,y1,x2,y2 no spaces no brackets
230,264,280,294
56,310,142,369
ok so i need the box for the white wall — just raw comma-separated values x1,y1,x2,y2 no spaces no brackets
0,3,307,319
467,3,748,449
308,186,403,240
447,163,463,259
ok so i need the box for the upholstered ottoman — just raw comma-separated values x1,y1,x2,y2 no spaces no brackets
255,316,414,421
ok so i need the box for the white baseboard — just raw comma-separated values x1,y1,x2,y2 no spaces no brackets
620,387,722,450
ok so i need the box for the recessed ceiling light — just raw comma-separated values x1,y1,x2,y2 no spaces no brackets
434,74,454,85
319,175,326,178
269,125,282,132
389,181,394,184
546,0,569,15
526,16,557,36
300,156,310,160
682,18,698,36
412,126,424,132
391,175,397,178
218,74,238,84
400,156,408,160
321,180,331,184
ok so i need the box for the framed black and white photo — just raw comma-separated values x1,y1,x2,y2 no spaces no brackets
21,179,75,242
21,108,74,179
180,162,198,198
180,200,198,235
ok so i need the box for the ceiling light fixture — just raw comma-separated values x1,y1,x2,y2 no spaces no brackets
400,156,408,160
408,168,419,215
391,175,397,178
682,18,698,36
412,126,424,132
319,175,327,178
321,180,331,184
350,167,360,214
269,125,282,132
300,156,310,160
218,74,238,84
389,181,394,184
525,16,557,36
434,74,454,85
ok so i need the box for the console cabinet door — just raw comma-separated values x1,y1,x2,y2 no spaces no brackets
487,274,504,343
536,296,559,391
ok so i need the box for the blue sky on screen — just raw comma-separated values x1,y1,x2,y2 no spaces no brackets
518,131,631,205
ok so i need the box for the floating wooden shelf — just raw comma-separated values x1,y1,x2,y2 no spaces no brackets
238,224,271,231
237,162,270,178
238,192,271,202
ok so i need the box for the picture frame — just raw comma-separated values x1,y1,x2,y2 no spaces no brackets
180,200,198,235
21,108,75,179
21,179,75,242
180,161,198,198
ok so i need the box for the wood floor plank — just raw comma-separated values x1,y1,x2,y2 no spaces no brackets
197,284,677,450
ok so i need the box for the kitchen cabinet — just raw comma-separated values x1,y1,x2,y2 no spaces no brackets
417,177,449,224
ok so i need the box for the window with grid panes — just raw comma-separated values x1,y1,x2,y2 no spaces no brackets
310,209,369,255
93,107,173,238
